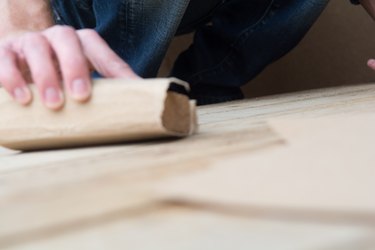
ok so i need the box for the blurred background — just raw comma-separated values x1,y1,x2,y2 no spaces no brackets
160,0,375,98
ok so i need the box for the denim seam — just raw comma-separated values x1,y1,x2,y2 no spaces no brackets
120,0,141,57
127,0,136,50
119,0,127,56
187,0,276,84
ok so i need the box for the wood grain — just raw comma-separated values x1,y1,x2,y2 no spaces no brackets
1,83,375,249
0,78,196,151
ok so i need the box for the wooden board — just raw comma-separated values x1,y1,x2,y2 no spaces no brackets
0,78,196,151
156,115,375,213
1,83,375,249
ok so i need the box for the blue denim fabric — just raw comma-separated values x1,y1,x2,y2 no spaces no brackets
52,0,191,78
173,0,329,104
51,0,328,105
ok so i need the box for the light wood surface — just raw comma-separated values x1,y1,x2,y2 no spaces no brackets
0,78,196,151
1,83,375,249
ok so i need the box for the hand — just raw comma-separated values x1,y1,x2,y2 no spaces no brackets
367,59,375,72
0,25,140,110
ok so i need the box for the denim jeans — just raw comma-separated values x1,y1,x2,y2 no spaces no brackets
51,0,328,105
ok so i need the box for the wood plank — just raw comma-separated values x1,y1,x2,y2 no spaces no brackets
1,83,375,249
156,115,375,214
4,205,375,250
0,78,195,151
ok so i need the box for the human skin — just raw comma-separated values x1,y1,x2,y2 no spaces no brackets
360,0,375,71
0,0,374,109
0,0,139,110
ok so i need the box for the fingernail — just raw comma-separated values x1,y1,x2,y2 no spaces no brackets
71,79,90,100
13,87,31,105
44,87,63,109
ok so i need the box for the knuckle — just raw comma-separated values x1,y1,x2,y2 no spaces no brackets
63,58,83,68
22,32,44,43
21,32,47,48
112,61,131,72
50,25,76,36
96,61,127,77
55,25,75,32
78,29,99,40
62,60,89,76
34,74,58,87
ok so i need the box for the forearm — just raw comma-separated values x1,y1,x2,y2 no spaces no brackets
0,0,54,38
360,0,375,19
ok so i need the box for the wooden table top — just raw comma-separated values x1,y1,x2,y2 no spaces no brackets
1,83,375,250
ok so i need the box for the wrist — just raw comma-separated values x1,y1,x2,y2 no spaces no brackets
0,0,53,38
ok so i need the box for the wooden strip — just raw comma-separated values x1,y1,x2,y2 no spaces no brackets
0,78,196,151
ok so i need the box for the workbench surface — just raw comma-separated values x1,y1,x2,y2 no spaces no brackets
1,83,375,250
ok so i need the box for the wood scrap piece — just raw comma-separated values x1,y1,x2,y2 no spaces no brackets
0,78,197,151
155,115,375,214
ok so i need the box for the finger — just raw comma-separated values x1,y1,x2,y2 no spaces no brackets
368,59,375,70
0,47,32,105
77,29,140,79
20,33,64,110
43,26,91,102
